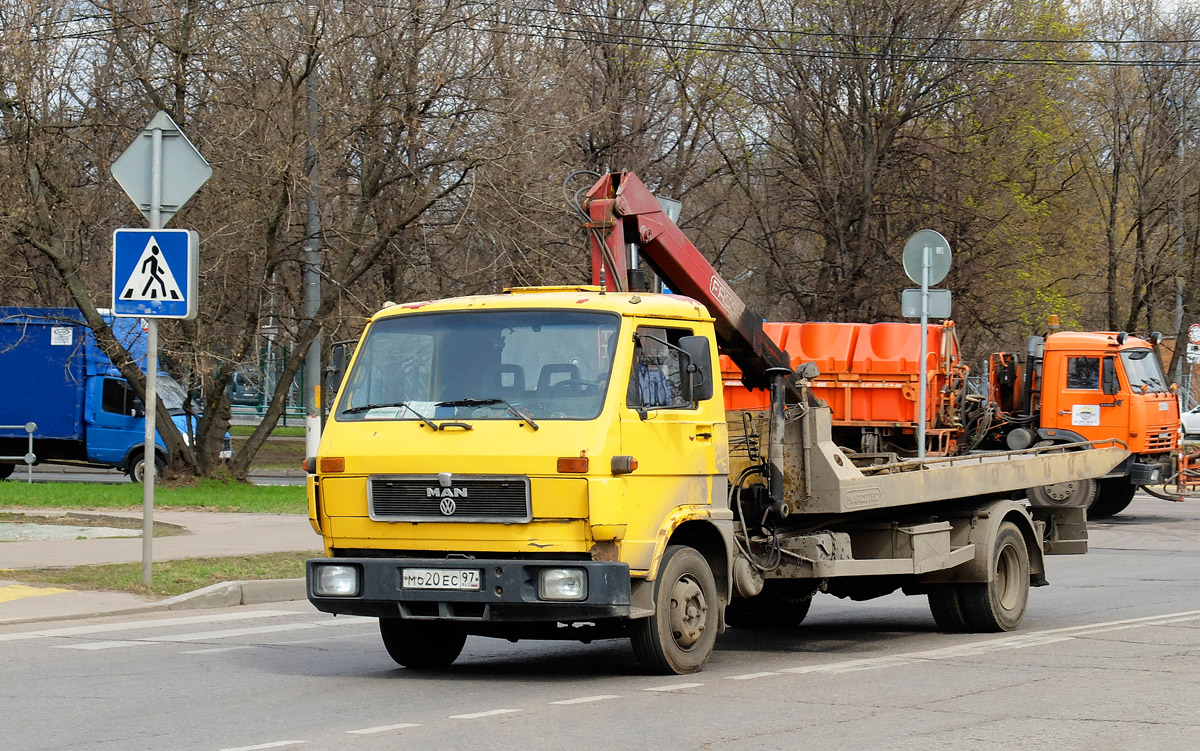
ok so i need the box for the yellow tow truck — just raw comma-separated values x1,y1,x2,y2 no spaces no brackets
305,172,1126,674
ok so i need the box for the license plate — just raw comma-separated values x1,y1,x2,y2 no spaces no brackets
402,568,481,591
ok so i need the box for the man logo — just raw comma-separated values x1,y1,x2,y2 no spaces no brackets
439,497,457,515
426,487,468,498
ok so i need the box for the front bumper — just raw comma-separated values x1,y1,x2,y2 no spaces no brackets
307,557,632,622
1130,459,1169,485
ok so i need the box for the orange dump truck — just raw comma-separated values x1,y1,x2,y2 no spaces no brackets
721,321,974,456
724,321,1179,518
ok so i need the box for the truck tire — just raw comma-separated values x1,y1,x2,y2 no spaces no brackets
378,618,466,668
0,463,14,480
1089,477,1136,518
631,545,719,675
927,586,970,632
961,521,1030,632
126,450,165,483
725,581,813,628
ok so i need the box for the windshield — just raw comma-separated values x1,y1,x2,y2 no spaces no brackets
1120,348,1169,392
336,309,621,422
159,375,189,414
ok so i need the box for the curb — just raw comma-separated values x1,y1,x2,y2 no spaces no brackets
162,578,307,610
0,578,306,627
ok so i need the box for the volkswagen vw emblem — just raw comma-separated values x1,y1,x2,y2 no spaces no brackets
439,497,457,516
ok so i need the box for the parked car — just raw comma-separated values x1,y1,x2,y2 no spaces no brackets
226,370,262,407
1181,404,1200,440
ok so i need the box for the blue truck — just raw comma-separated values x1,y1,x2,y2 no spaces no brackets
0,307,226,481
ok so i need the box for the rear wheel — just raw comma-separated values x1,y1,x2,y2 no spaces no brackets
0,463,14,480
126,450,165,483
1089,477,1136,518
961,521,1030,632
631,545,719,675
379,618,467,668
725,581,813,628
928,586,970,632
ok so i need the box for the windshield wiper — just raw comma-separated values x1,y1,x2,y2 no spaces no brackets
341,401,438,430
435,397,540,431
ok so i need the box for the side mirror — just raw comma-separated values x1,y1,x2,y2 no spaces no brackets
678,336,714,402
1102,357,1119,395
329,342,348,393
130,398,146,418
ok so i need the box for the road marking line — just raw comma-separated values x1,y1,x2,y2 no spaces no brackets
549,695,620,705
643,682,703,692
728,672,777,681
315,617,374,628
52,623,321,651
347,723,421,734
449,709,520,720
181,646,252,655
780,611,1200,676
219,741,305,751
0,584,72,603
0,610,295,642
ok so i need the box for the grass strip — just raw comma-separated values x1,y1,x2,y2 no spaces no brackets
0,479,306,514
228,425,306,438
0,551,318,598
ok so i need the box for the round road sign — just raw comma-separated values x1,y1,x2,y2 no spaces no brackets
1189,323,1200,345
902,229,952,286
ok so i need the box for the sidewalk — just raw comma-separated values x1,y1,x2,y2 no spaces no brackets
0,509,320,626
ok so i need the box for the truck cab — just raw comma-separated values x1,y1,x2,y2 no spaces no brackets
992,330,1178,517
308,287,733,672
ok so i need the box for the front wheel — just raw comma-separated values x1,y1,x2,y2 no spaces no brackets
961,521,1030,632
379,618,466,668
1027,477,1097,508
0,463,14,480
631,545,719,675
126,450,165,483
1089,477,1136,518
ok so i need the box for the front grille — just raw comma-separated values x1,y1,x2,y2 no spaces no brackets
368,475,531,522
1144,427,1176,452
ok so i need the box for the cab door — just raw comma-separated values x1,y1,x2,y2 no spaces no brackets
1045,353,1127,441
616,322,728,572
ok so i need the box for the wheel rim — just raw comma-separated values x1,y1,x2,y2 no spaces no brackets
668,573,708,649
995,542,1022,611
1042,481,1078,502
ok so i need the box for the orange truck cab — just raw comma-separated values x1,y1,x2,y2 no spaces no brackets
990,330,1178,517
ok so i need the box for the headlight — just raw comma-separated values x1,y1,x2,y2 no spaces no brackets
538,568,587,601
312,564,360,596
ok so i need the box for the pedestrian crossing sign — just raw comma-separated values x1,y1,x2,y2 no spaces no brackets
112,228,198,319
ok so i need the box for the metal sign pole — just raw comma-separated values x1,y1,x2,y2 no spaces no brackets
142,125,163,587
918,245,929,460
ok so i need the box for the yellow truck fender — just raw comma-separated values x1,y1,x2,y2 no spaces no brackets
629,506,734,619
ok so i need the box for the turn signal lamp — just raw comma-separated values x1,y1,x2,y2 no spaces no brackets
557,457,589,473
611,455,638,475
320,457,345,473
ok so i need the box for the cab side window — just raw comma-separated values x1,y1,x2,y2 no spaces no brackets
101,378,138,416
1066,357,1100,390
626,326,692,410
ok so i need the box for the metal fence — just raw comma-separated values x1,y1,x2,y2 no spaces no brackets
0,422,37,483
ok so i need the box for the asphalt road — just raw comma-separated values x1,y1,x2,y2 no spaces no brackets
3,494,1198,751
